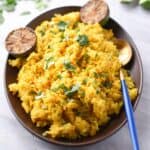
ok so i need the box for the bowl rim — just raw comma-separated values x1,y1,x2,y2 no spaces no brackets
4,6,143,147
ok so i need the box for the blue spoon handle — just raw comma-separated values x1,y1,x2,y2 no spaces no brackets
121,79,140,150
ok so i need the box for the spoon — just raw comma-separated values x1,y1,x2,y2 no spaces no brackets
118,40,140,150
116,39,133,66
120,70,140,150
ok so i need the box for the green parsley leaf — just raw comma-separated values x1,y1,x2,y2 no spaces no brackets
96,89,100,94
63,60,75,72
65,83,80,98
102,80,112,88
77,34,89,46
51,83,69,93
39,30,45,36
59,84,68,92
82,79,88,85
4,0,17,12
6,0,17,5
44,57,54,70
47,45,51,49
35,91,44,100
57,21,68,31
57,74,62,79
83,53,90,61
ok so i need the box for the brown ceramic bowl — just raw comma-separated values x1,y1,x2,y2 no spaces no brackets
5,6,143,147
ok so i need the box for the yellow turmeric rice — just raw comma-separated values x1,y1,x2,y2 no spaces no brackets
9,12,138,139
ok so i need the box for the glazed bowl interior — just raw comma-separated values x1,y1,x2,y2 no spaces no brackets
5,6,143,147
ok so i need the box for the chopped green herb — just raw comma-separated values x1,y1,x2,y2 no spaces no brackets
96,89,100,94
57,74,62,79
57,21,68,31
50,30,55,34
95,53,98,58
77,35,89,46
82,79,88,85
64,35,70,41
6,0,17,5
51,83,67,92
35,91,44,100
39,30,45,36
47,45,51,49
65,83,80,98
102,81,112,88
61,33,69,42
52,83,80,98
51,83,68,92
63,60,75,72
20,11,31,16
58,84,68,92
4,0,17,12
83,53,90,61
44,57,54,69
60,33,64,39
51,87,59,92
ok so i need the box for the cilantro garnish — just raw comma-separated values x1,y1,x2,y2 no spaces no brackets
63,60,75,72
77,34,89,46
57,21,68,31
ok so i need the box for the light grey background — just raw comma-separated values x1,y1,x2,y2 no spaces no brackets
0,0,149,149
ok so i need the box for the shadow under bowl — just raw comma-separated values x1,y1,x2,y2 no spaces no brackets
4,6,143,147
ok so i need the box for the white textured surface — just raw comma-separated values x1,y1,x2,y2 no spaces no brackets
0,0,150,149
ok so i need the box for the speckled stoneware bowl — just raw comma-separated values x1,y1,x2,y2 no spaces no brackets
5,6,143,147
